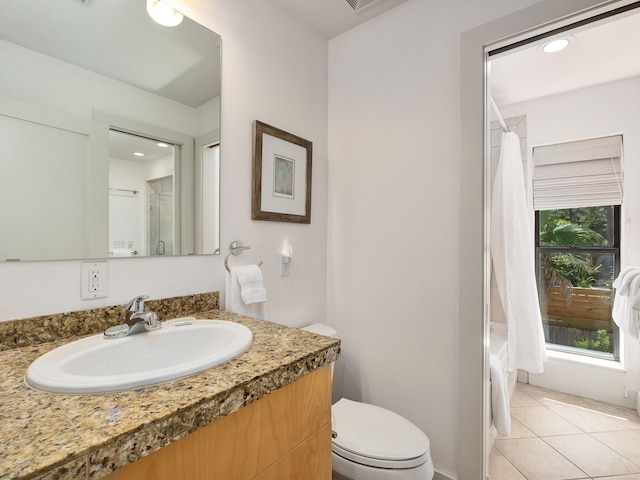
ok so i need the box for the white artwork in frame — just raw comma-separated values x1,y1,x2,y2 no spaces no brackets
273,154,295,199
252,121,312,224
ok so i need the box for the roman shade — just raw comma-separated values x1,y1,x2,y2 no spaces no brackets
533,135,623,210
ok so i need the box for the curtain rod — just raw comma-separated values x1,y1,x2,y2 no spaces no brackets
490,96,508,133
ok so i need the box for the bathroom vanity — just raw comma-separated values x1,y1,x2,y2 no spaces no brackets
0,293,340,479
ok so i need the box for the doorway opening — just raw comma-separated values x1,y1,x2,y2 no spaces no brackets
108,129,177,257
147,175,174,256
482,2,640,479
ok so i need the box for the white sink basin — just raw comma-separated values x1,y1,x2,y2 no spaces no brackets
25,318,253,394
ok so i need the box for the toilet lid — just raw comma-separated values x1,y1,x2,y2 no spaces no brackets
331,398,430,469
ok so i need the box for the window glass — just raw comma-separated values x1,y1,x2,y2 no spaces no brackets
538,206,617,248
536,206,619,358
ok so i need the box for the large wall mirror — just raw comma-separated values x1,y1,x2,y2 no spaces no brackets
0,0,221,261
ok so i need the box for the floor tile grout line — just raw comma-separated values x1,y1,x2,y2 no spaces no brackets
585,430,640,471
495,448,530,480
510,401,587,438
494,382,640,480
537,433,596,479
542,397,640,473
535,402,640,478
538,431,594,479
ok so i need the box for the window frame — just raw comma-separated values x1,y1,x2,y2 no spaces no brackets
534,205,621,361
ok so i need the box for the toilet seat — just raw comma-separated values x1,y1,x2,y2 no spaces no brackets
331,398,431,469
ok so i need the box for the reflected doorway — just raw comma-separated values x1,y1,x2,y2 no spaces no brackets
147,176,174,256
108,129,176,257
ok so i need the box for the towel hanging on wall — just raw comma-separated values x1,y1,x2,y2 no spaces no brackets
235,265,267,305
613,266,640,341
225,265,267,320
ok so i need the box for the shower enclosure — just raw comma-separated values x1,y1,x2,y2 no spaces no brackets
147,176,174,256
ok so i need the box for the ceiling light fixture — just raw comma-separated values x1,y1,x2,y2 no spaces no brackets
541,36,574,54
146,0,184,27
157,142,169,148
133,152,145,157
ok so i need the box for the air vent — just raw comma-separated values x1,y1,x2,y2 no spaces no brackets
345,0,380,12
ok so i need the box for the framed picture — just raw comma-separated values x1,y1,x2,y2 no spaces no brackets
252,120,312,224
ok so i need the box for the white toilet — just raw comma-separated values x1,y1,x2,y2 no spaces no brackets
302,324,434,480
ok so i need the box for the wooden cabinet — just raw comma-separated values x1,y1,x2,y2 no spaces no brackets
105,365,332,480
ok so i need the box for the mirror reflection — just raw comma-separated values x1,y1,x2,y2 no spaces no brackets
0,0,221,261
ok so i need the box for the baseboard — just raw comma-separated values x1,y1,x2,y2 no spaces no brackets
434,470,457,480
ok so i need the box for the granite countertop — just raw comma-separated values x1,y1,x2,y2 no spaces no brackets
0,308,340,480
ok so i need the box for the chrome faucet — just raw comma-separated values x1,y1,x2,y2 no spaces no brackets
104,295,162,339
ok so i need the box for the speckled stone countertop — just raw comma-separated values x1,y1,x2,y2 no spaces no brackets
0,294,340,480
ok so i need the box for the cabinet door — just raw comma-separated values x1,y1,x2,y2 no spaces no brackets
106,365,332,480
253,425,332,480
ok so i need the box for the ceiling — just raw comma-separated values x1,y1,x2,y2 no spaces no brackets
6,0,635,114
277,0,640,105
277,0,412,39
490,8,640,108
109,131,175,163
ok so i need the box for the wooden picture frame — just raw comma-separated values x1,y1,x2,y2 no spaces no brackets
252,120,312,224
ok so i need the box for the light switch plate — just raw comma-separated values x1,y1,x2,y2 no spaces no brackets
81,261,108,300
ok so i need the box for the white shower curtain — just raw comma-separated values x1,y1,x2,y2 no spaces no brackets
491,132,547,373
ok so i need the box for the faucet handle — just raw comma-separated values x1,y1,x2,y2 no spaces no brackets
125,295,150,313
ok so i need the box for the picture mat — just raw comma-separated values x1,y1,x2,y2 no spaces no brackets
260,133,307,215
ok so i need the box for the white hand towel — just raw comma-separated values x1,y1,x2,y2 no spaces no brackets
235,265,267,305
613,267,640,341
490,353,511,437
225,266,267,320
613,266,640,296
619,273,640,340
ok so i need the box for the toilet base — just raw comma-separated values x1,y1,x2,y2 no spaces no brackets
332,451,434,480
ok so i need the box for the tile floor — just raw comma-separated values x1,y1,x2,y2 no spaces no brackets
490,383,640,480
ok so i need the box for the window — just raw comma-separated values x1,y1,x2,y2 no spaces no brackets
533,136,623,360
535,206,620,359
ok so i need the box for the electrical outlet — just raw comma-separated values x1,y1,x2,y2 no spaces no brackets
81,262,108,299
280,255,291,277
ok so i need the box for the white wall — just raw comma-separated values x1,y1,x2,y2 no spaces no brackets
0,0,328,331
500,76,640,408
328,0,541,477
0,114,89,260
108,157,146,254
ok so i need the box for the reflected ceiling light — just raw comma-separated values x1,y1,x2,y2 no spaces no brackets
146,0,184,27
157,142,169,148
541,36,574,53
133,152,145,157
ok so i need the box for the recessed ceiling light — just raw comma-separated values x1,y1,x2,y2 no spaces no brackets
146,0,184,27
157,142,169,148
541,36,574,54
133,152,145,157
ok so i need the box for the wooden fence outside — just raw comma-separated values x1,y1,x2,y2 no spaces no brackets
544,324,613,349
541,286,613,332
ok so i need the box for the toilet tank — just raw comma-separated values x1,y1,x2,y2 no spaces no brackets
301,323,338,338
301,323,337,378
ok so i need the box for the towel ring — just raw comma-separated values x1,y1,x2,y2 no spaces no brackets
224,241,264,273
